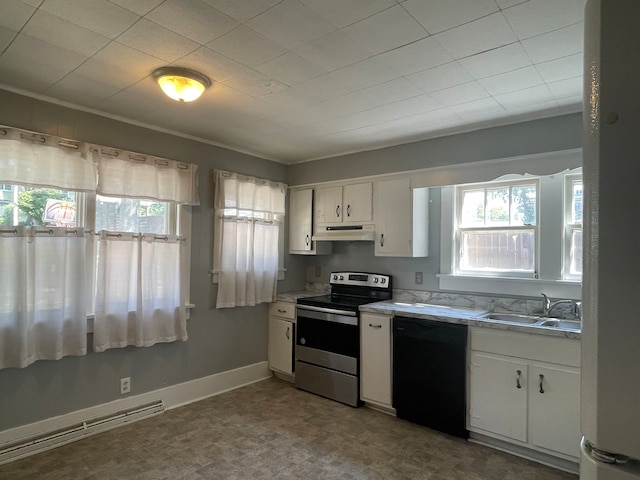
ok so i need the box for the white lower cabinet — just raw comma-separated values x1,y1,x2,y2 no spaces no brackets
360,313,392,409
268,302,295,377
468,328,581,461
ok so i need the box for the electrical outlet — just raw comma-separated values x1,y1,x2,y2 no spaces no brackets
120,377,131,395
415,272,423,285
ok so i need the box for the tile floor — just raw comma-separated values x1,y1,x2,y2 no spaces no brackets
0,377,578,479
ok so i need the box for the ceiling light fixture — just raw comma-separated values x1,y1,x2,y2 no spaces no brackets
152,67,211,103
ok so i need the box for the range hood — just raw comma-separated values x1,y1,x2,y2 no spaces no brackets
312,224,375,242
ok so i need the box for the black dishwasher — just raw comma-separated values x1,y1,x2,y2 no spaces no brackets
393,316,468,439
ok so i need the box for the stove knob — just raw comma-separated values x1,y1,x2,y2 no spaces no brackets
332,275,338,280
381,278,386,284
339,275,344,280
373,277,379,283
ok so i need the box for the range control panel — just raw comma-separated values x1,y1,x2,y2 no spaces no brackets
329,272,391,288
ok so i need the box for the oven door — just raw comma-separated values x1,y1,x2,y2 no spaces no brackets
295,305,359,375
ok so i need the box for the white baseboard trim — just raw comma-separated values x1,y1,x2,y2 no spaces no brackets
0,361,270,451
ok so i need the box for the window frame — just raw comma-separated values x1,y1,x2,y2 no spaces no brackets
454,178,539,279
563,173,583,281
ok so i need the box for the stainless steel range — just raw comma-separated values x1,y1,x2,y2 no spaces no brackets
295,272,393,407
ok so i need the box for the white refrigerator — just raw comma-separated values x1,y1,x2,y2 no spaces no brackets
581,0,640,478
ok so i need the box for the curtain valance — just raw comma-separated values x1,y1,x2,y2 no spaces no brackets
94,148,199,205
0,128,95,192
0,126,200,205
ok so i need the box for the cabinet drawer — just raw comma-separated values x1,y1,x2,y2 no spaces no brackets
270,301,295,320
470,327,580,367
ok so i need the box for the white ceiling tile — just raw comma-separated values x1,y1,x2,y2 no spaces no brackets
503,99,559,116
107,0,164,15
73,42,161,89
256,51,327,85
117,18,199,63
369,93,443,119
0,52,68,92
247,0,336,50
146,0,238,44
342,5,428,55
556,94,582,107
403,0,499,35
313,90,378,117
547,76,582,99
478,66,544,96
430,81,489,106
202,0,281,23
407,61,472,93
18,0,43,7
450,97,504,118
536,53,583,83
22,10,110,57
0,26,17,52
495,0,528,8
377,36,452,76
40,0,139,39
179,46,254,82
5,33,87,71
458,42,531,79
494,84,554,109
362,77,425,105
207,25,287,68
261,88,317,110
1,0,35,30
299,0,397,29
503,0,585,39
294,31,372,72
48,72,121,104
522,23,583,64
434,12,517,59
222,69,289,97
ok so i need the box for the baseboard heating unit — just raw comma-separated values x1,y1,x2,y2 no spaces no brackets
0,400,164,465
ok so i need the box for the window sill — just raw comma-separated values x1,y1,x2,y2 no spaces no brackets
86,304,195,333
437,274,581,299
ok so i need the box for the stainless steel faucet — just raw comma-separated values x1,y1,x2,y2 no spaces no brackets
541,293,577,317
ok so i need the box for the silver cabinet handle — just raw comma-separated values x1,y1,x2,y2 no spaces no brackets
347,204,351,217
516,370,522,389
305,234,310,246
380,233,385,247
539,374,545,393
336,205,340,217
369,323,382,329
285,326,290,340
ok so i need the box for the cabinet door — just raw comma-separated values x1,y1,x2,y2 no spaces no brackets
289,189,313,253
469,352,528,442
360,313,392,407
529,364,581,458
343,182,372,223
374,178,411,256
268,317,293,375
315,186,342,225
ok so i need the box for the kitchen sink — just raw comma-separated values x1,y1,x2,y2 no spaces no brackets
481,313,542,324
538,319,582,330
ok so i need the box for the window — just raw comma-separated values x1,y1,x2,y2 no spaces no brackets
456,180,538,277
0,127,198,369
564,174,583,280
213,170,286,308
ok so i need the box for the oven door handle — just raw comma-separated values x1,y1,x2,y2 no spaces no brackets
296,304,357,317
296,306,358,326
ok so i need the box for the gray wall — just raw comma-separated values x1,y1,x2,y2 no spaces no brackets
289,113,582,186
290,112,583,292
0,89,304,431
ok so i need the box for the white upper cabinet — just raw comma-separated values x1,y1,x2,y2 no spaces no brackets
374,177,429,257
315,182,372,226
289,188,331,255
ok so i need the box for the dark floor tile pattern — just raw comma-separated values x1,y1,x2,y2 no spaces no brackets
0,377,577,479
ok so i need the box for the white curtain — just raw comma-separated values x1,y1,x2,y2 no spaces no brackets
0,227,88,369
93,232,187,352
0,128,96,192
94,149,199,205
214,170,286,308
